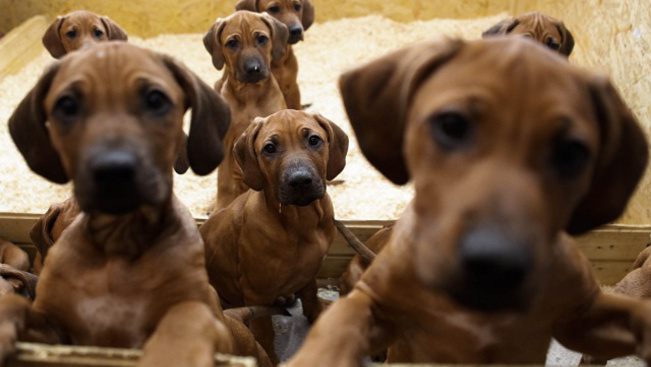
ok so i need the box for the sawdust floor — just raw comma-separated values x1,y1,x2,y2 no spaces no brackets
0,14,516,220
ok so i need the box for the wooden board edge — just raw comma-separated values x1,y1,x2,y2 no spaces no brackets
8,342,256,367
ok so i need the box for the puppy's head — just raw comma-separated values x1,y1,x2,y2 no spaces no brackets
42,10,128,59
236,0,315,44
482,11,574,57
340,37,647,311
235,110,348,206
203,11,289,83
9,42,230,216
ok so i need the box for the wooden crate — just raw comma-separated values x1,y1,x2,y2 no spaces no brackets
0,212,649,286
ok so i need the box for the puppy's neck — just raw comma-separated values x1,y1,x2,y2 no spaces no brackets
223,71,279,105
84,199,175,258
261,189,329,225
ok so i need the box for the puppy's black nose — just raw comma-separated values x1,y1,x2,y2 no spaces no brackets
243,59,263,75
91,151,137,185
458,228,532,306
287,168,313,190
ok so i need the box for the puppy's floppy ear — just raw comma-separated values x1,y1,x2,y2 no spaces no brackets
313,114,349,180
235,118,265,191
555,22,575,57
29,203,63,259
100,16,128,41
42,16,66,59
261,14,289,62
161,55,231,176
339,38,463,184
173,133,190,174
235,0,259,11
481,17,520,37
566,75,649,234
301,0,315,31
203,19,227,70
9,63,68,183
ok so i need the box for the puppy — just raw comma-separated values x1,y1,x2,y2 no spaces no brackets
204,11,289,210
0,239,34,299
615,246,651,298
201,110,348,363
482,11,574,56
1,42,273,367
236,0,315,109
283,37,651,366
43,10,128,58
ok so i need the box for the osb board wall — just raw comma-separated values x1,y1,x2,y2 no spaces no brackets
1,0,649,224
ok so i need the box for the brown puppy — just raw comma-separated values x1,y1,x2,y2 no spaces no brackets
204,11,289,210
236,0,315,109
42,10,128,58
482,11,574,56
0,42,273,367
338,224,392,296
615,247,651,298
201,110,348,363
0,239,34,299
283,37,651,366
29,198,80,275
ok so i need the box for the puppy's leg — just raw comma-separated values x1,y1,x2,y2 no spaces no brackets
554,291,651,362
282,289,395,367
139,302,233,367
284,82,302,110
297,279,321,323
249,316,279,365
0,295,61,361
224,315,273,367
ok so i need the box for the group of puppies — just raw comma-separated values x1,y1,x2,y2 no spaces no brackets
0,4,650,367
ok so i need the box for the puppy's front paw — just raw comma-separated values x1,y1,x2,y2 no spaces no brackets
631,301,651,362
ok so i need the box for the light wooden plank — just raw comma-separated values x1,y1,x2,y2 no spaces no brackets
0,15,49,80
7,342,255,367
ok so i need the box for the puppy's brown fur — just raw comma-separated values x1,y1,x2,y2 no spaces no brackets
204,11,289,210
615,247,651,298
284,37,651,367
482,11,574,56
201,110,348,363
236,0,315,109
43,10,128,58
1,42,272,367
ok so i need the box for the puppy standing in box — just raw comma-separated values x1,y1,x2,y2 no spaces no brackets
235,0,315,109
0,42,273,367
204,11,289,210
43,10,128,58
201,110,348,364
284,37,651,366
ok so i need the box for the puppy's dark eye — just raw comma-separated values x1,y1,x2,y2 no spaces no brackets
263,143,277,155
66,30,77,39
94,28,104,38
54,95,81,118
225,38,239,50
294,4,302,12
257,35,269,46
308,135,322,147
267,6,280,14
429,112,473,151
144,90,171,114
546,37,560,50
552,139,590,178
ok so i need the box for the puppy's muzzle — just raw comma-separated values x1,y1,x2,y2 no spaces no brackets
288,24,304,44
85,150,141,215
278,164,325,206
240,57,269,83
449,227,533,312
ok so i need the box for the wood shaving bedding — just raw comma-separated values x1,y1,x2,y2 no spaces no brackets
1,13,642,222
